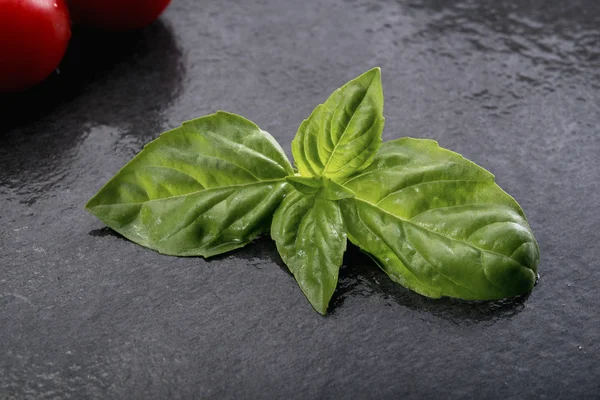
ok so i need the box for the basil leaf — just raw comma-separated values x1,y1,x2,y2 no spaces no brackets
340,138,540,300
271,191,346,314
292,67,384,181
86,111,294,257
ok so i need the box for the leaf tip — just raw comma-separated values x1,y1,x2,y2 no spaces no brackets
358,66,381,82
315,307,328,316
84,195,97,211
214,109,230,117
358,67,383,102
309,300,329,315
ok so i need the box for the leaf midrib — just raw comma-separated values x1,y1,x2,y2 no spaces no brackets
353,197,531,271
350,205,443,296
375,178,490,206
321,76,375,177
87,179,286,208
201,131,292,177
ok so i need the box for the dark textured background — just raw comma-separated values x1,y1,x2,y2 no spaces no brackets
1,0,599,398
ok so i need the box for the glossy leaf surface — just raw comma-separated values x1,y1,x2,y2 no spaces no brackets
291,67,384,181
340,138,539,300
271,191,346,314
86,111,293,257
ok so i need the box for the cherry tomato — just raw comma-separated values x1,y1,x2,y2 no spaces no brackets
67,0,172,31
0,0,71,93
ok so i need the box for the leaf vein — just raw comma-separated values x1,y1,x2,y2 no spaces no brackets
202,131,290,176
465,220,518,241
377,179,488,206
356,198,531,270
352,201,440,294
141,165,206,188
325,119,381,175
322,78,374,176
88,179,285,207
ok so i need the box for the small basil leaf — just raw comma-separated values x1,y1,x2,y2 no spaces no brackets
340,138,539,300
286,175,322,195
292,67,385,181
271,191,346,315
86,111,294,257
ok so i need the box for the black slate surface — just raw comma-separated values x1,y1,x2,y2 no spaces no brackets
1,0,599,398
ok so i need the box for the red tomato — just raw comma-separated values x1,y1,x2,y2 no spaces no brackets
67,0,172,31
0,0,71,93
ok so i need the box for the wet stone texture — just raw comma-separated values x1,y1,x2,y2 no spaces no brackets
1,0,599,398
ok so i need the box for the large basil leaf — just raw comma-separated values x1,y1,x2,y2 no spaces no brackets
86,111,294,257
340,138,539,300
291,67,384,181
271,191,346,314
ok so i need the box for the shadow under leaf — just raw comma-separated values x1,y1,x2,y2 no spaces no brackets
89,227,128,241
87,225,531,324
205,235,289,272
329,243,530,325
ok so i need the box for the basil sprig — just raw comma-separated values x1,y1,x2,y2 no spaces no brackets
86,68,539,314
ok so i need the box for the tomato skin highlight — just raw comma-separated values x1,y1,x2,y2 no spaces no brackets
0,0,71,93
67,0,172,31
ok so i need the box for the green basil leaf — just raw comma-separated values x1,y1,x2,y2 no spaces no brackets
292,67,385,181
340,138,540,300
271,191,346,314
86,111,294,257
